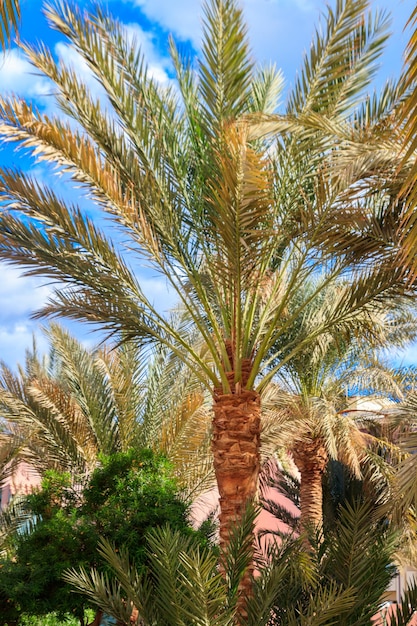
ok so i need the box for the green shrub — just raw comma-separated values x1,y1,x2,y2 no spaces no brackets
0,449,208,625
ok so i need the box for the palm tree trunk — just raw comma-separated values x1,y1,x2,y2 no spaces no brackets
212,387,261,548
293,438,328,533
212,379,261,619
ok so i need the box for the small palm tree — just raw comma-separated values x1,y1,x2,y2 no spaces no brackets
261,279,417,531
64,500,411,626
0,324,213,497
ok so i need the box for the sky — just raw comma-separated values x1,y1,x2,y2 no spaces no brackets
0,0,416,368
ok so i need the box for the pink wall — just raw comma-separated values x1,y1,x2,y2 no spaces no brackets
0,462,41,509
190,483,299,548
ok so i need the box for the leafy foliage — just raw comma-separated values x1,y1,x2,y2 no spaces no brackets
0,323,214,497
0,0,413,394
0,449,208,625
65,499,403,626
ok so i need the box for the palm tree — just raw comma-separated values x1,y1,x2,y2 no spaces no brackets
0,323,214,497
0,0,19,50
0,1,415,602
261,279,417,532
0,324,144,477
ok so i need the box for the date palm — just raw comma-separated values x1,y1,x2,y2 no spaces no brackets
261,279,417,532
377,6,417,519
398,7,417,272
0,324,145,476
0,0,415,603
0,323,213,497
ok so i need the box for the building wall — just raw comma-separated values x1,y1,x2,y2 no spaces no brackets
0,462,41,510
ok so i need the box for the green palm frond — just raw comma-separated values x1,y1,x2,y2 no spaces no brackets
63,562,135,625
148,527,229,626
283,584,356,626
95,342,146,452
65,528,232,626
324,499,395,589
63,497,400,626
198,0,253,133
353,79,404,132
39,4,190,237
249,65,284,115
287,0,390,118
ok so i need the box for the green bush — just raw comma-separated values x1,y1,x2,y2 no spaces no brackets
0,449,208,625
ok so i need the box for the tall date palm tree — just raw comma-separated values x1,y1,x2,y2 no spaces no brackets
0,0,415,604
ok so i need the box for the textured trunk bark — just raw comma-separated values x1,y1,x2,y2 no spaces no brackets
212,378,261,621
213,387,261,549
293,438,328,534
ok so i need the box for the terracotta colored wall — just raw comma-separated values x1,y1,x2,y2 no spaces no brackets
0,462,41,510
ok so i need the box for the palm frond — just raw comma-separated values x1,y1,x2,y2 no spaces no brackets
287,0,390,118
0,0,20,50
198,0,253,133
249,65,284,115
398,7,417,276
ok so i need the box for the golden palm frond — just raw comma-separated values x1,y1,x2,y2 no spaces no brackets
0,0,19,50
397,8,417,276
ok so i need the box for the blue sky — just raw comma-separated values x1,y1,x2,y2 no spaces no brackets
0,0,416,368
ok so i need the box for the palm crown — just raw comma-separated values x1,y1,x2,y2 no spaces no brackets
262,278,417,531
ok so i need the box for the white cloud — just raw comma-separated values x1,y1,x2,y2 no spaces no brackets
131,0,201,47
127,0,321,51
0,325,49,367
0,48,51,98
123,0,406,90
123,0,325,86
0,263,178,368
0,266,52,322
0,266,52,367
